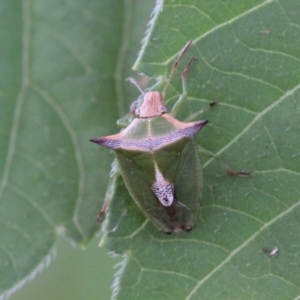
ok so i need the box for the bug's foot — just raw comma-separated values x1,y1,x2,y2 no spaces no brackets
225,168,251,177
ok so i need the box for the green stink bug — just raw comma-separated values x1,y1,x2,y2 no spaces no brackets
91,41,249,234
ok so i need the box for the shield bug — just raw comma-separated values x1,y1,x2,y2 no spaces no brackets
91,40,249,233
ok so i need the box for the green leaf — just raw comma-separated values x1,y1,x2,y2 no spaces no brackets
0,0,154,298
101,0,300,299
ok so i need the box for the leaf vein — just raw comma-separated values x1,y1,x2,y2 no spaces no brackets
38,23,94,75
114,0,134,116
161,0,276,66
0,0,31,201
203,82,300,168
186,200,300,299
7,183,56,228
31,84,87,240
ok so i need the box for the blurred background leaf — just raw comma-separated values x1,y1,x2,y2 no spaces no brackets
0,0,154,299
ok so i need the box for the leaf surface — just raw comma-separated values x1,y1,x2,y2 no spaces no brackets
102,0,300,299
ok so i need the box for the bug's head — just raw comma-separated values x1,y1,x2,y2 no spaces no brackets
135,91,168,118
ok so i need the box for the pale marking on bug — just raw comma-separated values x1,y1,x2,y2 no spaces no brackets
151,162,174,207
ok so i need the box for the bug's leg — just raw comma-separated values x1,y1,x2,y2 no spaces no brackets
171,56,196,117
162,40,193,102
198,146,251,176
116,77,147,128
184,100,217,122
97,159,120,223
170,55,217,120
116,98,141,128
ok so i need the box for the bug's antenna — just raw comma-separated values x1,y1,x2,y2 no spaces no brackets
162,40,193,101
126,77,145,95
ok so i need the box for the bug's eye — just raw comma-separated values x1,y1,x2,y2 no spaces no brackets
157,105,168,114
135,108,141,116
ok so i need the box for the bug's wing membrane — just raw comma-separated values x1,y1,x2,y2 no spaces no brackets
173,139,203,227
115,137,202,233
156,138,203,232
115,149,174,231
